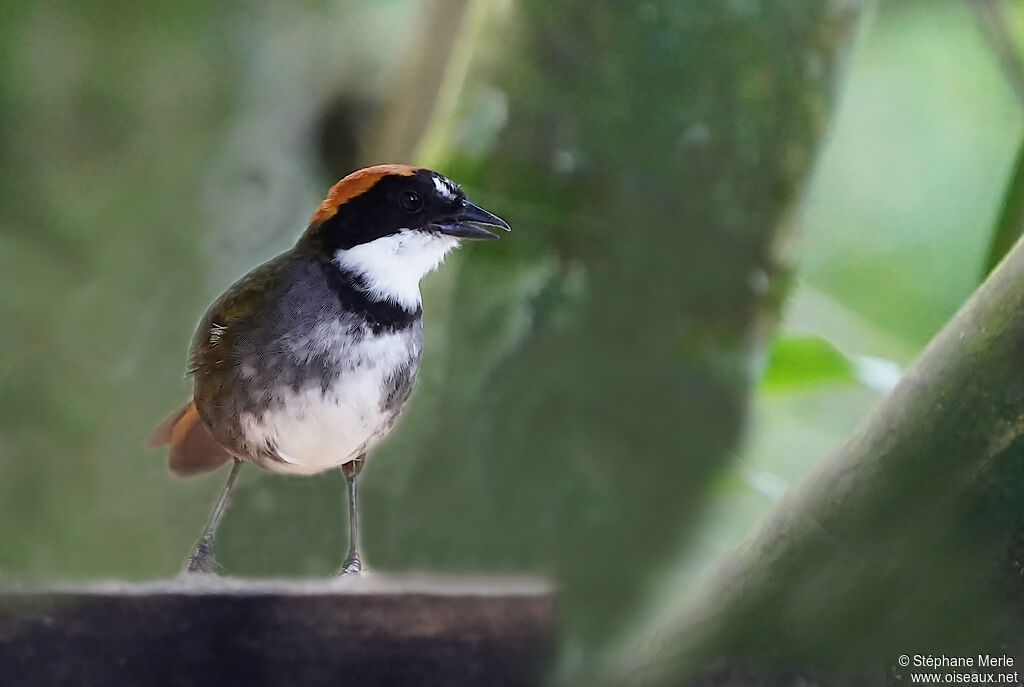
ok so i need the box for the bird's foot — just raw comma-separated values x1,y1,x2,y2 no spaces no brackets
182,538,223,575
336,552,362,576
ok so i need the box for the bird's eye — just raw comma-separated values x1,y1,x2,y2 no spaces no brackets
399,191,423,213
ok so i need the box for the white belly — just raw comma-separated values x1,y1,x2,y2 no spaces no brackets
238,328,415,475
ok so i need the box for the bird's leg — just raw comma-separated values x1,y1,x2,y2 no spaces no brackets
338,455,366,575
183,459,243,575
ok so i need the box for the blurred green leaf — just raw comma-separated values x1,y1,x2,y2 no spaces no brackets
761,335,856,392
982,138,1024,279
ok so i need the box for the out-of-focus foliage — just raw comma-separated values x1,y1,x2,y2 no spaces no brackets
359,0,858,673
760,336,856,392
618,2,1024,679
648,0,1023,600
984,140,1024,277
801,0,1021,347
616,192,1024,687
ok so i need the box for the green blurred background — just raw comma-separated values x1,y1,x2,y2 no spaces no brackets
2,0,1023,682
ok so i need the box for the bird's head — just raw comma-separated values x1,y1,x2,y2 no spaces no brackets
300,164,509,310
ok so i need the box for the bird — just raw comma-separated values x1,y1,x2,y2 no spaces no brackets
147,164,509,575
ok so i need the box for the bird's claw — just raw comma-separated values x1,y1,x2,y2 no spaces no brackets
337,553,362,576
183,539,223,575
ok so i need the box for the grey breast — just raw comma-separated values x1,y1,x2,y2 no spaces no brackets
196,253,424,464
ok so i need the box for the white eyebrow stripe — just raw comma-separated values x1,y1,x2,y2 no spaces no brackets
432,175,457,201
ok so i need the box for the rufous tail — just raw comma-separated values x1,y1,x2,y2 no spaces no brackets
147,399,233,476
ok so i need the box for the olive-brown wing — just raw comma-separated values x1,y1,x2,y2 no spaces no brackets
150,256,287,475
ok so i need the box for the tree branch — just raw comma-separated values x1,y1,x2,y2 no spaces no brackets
609,233,1024,684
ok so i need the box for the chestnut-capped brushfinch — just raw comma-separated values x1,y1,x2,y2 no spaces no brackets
148,164,509,574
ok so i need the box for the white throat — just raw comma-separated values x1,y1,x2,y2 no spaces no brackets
333,231,458,311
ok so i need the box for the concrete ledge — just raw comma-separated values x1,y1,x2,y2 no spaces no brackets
0,575,554,687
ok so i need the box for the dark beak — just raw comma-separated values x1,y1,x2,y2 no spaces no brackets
435,200,511,240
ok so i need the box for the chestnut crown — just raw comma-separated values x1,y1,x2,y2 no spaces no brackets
302,164,509,254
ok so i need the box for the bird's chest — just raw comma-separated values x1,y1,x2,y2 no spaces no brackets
239,324,421,475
